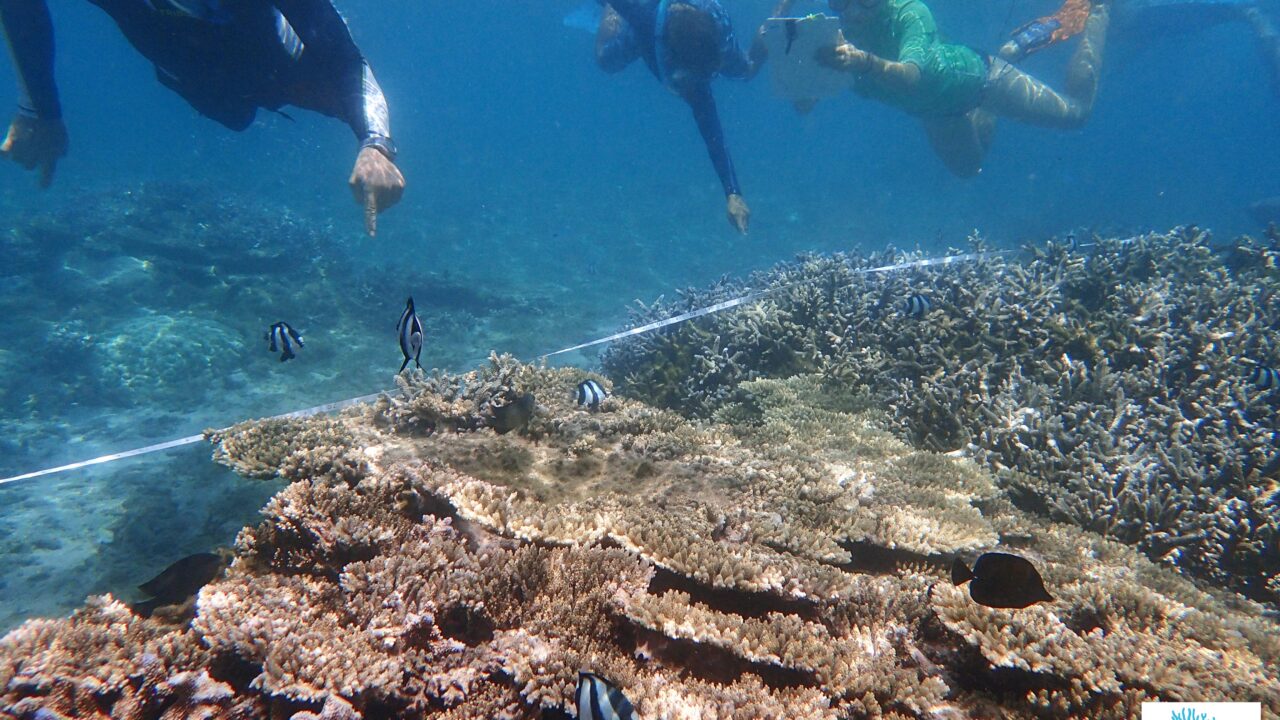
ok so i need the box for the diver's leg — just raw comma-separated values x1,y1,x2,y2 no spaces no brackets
596,5,639,73
1064,2,1108,107
983,59,1080,129
921,113,989,178
984,3,1108,129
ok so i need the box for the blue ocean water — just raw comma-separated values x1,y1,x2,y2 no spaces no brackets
0,0,1276,628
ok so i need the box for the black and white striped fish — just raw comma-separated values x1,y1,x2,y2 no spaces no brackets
397,297,424,372
575,379,608,409
904,294,931,317
265,321,303,362
576,672,637,720
1251,365,1279,390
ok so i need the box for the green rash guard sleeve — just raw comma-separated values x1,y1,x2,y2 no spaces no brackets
849,0,987,117
893,1,933,67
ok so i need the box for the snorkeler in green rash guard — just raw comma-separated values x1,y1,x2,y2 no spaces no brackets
779,0,1109,177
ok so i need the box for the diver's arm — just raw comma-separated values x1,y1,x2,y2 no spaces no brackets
721,40,754,80
277,0,402,235
682,82,740,198
739,0,798,79
682,81,749,233
0,0,60,120
820,42,921,91
275,0,395,157
821,0,932,93
0,0,66,187
597,4,641,73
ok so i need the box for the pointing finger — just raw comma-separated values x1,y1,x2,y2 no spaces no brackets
364,189,378,237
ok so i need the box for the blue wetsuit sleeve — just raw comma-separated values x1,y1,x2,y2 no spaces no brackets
606,0,659,28
719,41,751,79
682,82,740,197
0,0,60,119
597,9,641,73
274,0,394,157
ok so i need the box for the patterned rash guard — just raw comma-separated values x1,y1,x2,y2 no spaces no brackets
0,0,395,157
843,0,988,118
599,0,749,197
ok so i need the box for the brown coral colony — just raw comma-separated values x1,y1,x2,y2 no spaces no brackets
3,228,1279,719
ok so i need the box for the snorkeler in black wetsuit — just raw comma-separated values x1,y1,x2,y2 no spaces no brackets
596,0,780,234
0,0,404,236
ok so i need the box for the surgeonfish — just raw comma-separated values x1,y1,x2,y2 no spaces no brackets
576,671,638,720
904,293,931,317
1250,197,1280,227
575,379,609,410
1250,365,1280,391
265,321,304,362
950,552,1053,609
132,552,226,617
492,393,536,435
397,297,424,372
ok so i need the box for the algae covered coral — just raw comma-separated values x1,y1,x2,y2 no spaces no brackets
2,355,1277,718
604,227,1280,607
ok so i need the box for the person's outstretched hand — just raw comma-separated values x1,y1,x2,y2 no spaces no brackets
816,41,871,74
1,114,68,188
348,145,405,237
727,193,750,235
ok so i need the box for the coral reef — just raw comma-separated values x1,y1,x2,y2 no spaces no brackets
3,358,1277,718
603,228,1280,606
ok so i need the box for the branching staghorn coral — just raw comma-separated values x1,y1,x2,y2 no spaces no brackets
603,228,1280,605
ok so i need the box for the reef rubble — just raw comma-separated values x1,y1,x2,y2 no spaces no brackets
2,356,1277,719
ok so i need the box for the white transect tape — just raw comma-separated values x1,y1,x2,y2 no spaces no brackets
0,392,384,488
539,249,1010,358
0,249,1008,488
539,291,769,359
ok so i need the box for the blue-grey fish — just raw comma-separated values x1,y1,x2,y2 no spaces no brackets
132,552,226,617
1250,197,1280,228
1250,365,1279,390
576,672,637,720
492,393,536,435
576,379,608,409
904,294,931,317
397,297,424,372
265,321,304,362
951,552,1053,609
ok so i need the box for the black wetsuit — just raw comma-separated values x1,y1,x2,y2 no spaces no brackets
0,0,394,156
599,0,750,198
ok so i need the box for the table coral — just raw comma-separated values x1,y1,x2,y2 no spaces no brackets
2,358,1276,719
